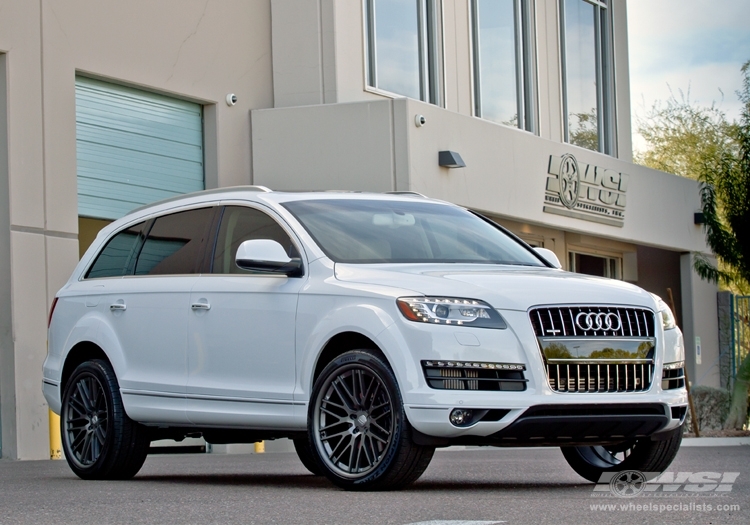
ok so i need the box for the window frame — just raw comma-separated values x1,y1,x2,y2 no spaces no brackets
363,0,444,106
559,0,616,155
470,0,537,132
568,249,621,280
82,205,220,280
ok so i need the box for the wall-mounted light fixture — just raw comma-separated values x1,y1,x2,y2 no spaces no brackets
694,212,706,225
439,150,466,169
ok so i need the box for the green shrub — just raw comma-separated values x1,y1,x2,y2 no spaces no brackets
685,385,732,431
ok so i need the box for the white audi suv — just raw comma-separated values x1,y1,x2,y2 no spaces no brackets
43,187,688,490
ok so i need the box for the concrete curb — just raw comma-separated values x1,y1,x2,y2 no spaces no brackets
680,436,750,447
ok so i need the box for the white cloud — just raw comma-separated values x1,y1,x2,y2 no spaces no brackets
627,0,750,151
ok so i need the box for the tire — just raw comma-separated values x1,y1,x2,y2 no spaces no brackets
61,359,150,480
293,437,323,476
561,425,683,483
308,350,434,491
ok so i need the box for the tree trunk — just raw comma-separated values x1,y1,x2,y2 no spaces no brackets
724,352,750,429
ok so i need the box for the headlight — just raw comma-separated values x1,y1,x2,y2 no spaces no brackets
652,294,676,330
396,297,507,329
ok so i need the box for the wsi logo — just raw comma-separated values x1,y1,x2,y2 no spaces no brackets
592,471,740,497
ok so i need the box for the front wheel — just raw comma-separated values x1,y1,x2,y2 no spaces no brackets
309,350,434,491
61,359,150,480
561,425,683,483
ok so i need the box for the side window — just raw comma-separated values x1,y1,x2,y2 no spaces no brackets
135,207,214,276
85,221,147,279
212,206,299,274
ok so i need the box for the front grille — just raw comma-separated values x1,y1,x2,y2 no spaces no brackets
530,306,655,338
546,361,654,393
422,361,527,391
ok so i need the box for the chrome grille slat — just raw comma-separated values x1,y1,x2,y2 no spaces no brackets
544,362,654,393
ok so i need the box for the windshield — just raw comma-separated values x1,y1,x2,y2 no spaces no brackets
282,199,545,266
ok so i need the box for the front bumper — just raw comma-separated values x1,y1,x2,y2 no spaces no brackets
386,309,688,445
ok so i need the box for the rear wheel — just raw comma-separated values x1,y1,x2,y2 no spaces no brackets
309,350,434,491
561,425,683,483
61,359,150,480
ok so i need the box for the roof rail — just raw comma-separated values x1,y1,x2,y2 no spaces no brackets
384,191,427,198
131,185,273,213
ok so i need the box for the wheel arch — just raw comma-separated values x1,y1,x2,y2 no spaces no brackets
60,341,112,394
312,331,387,386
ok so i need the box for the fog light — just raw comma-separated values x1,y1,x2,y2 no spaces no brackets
449,408,473,427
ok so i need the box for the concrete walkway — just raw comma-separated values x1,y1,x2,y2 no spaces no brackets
681,436,750,447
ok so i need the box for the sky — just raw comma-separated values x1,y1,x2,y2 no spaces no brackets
627,0,750,153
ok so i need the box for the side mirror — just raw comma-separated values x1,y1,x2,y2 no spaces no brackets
533,247,562,269
235,239,303,277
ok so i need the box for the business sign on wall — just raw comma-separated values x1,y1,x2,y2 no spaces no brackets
543,154,628,227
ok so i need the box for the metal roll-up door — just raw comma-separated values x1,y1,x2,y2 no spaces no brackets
76,77,204,220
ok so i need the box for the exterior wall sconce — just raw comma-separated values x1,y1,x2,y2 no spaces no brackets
694,212,706,225
439,150,466,168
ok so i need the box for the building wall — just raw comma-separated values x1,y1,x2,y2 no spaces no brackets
269,0,633,158
0,52,15,458
0,0,274,459
681,254,721,387
254,97,709,254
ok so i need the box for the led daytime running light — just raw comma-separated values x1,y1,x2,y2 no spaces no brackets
422,360,525,371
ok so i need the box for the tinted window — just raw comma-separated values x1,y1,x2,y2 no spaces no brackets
135,207,214,275
86,221,147,279
282,199,544,266
212,206,299,274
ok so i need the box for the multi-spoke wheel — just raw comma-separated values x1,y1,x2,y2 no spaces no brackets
63,371,110,469
61,359,150,480
561,425,683,483
309,350,434,490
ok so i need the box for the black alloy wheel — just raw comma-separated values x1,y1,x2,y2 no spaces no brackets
61,359,150,480
63,370,110,469
309,350,434,491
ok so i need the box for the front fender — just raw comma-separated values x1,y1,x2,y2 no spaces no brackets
295,297,403,400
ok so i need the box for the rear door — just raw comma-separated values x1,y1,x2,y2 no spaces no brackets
102,206,215,424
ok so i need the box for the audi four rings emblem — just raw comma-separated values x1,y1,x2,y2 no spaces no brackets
575,312,622,332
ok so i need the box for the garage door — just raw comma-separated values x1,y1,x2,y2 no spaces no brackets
76,77,204,220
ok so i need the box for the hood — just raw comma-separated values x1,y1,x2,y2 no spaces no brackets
334,263,656,312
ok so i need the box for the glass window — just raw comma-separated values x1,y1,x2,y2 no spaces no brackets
85,221,147,279
569,251,620,279
471,0,535,131
282,199,545,266
212,206,299,274
365,0,441,104
561,0,614,154
134,207,214,276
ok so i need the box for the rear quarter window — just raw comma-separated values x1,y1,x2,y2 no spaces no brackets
85,221,147,279
134,207,215,275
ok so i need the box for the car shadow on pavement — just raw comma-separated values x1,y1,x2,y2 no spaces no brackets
130,473,589,493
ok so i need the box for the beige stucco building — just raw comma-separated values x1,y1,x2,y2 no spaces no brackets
0,0,719,459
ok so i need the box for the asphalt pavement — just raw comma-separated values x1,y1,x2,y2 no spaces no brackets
1,445,748,525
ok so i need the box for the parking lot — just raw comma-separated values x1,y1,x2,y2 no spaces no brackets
1,444,747,525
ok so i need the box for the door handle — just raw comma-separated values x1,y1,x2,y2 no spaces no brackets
191,302,211,310
109,303,126,311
